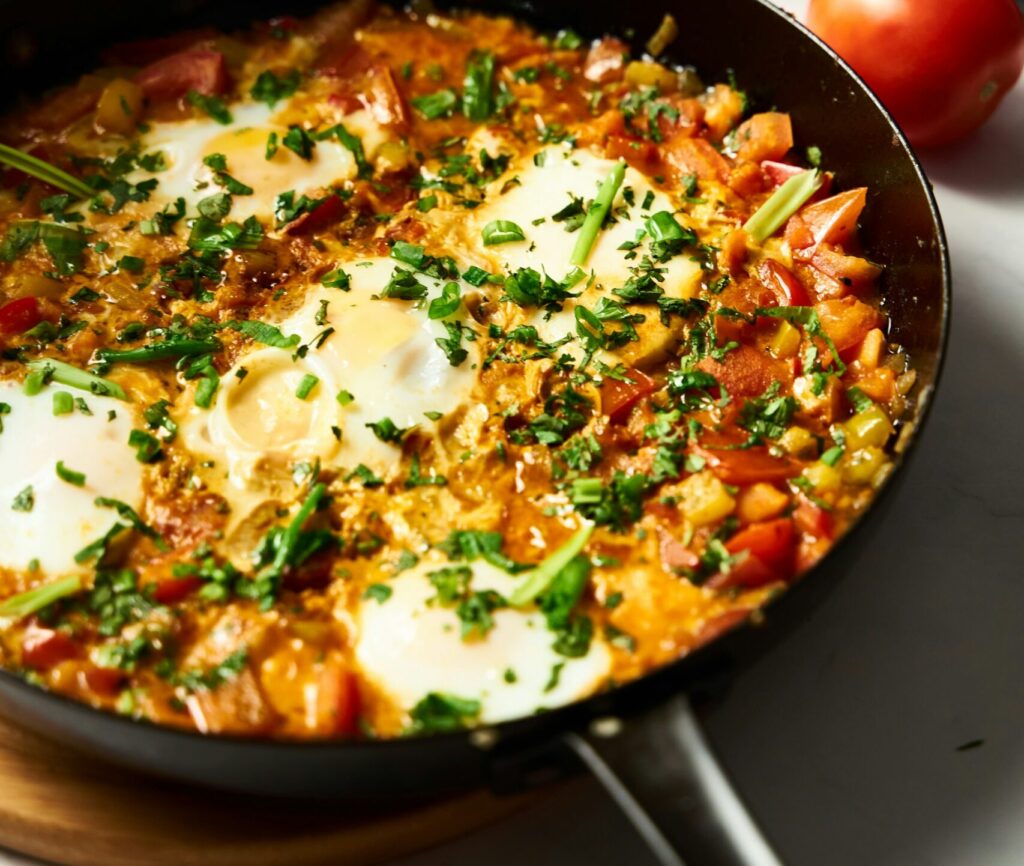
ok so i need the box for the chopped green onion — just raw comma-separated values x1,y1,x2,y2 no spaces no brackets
508,523,594,606
0,143,94,199
25,359,127,401
295,373,319,400
95,339,221,364
482,219,526,246
411,89,458,120
262,483,327,581
645,210,687,241
52,391,74,416
428,281,461,319
0,576,81,621
743,169,822,243
336,389,355,407
462,51,496,121
570,160,626,267
55,460,86,487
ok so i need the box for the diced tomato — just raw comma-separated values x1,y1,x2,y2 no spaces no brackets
793,496,834,540
792,188,868,250
22,83,104,134
693,443,802,485
135,49,229,103
717,229,749,276
727,161,765,198
801,246,881,295
314,660,361,736
284,195,349,236
734,112,793,163
663,134,730,183
152,575,204,605
103,29,218,66
319,45,408,130
0,297,44,335
602,367,657,424
757,259,810,307
708,518,796,589
21,627,79,669
814,296,882,353
695,344,792,399
584,37,629,83
693,608,751,648
796,536,831,573
82,665,124,696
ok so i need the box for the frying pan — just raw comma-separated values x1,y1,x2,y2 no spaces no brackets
0,1,951,863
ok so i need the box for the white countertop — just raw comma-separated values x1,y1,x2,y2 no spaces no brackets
4,2,1022,864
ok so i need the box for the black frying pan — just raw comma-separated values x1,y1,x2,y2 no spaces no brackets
0,1,951,864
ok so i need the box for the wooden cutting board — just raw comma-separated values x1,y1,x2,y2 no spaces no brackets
0,713,537,866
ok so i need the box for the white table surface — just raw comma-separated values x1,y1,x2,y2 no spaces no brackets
4,2,1023,864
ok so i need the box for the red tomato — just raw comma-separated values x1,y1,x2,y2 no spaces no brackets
794,497,834,541
708,518,796,589
601,367,657,424
135,49,229,102
81,665,124,697
807,0,1024,148
692,444,801,486
152,575,204,605
284,195,348,236
693,608,752,649
0,297,44,335
22,627,79,669
757,259,810,307
314,661,361,736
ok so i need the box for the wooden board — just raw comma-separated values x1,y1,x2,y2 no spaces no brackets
0,713,537,866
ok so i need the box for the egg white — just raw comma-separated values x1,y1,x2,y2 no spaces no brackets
0,384,143,575
135,101,388,223
179,256,478,506
355,553,612,724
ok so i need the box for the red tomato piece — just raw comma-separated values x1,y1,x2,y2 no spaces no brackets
21,627,79,669
807,0,1024,148
0,297,44,335
135,49,229,103
152,575,204,605
734,112,793,163
814,296,882,353
708,518,796,589
602,367,657,424
791,188,868,250
284,195,348,236
696,344,792,399
82,665,125,697
315,661,361,736
793,497,834,541
663,135,731,183
693,443,802,486
757,259,810,307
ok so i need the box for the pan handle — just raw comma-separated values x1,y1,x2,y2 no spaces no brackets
564,694,783,866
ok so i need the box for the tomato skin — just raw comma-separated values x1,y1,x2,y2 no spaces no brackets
758,259,810,307
135,49,229,103
602,367,657,424
284,195,348,236
22,627,79,669
152,575,204,605
807,0,1024,148
0,297,44,335
692,444,801,486
708,518,796,589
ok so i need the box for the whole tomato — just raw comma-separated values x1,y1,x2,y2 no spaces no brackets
807,0,1024,148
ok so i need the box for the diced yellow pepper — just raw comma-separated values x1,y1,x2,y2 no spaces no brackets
769,320,802,359
778,425,817,458
843,404,893,450
843,447,887,485
95,78,143,136
736,483,789,523
624,60,678,92
802,461,842,493
679,471,736,527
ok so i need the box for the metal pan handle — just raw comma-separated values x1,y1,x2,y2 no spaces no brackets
564,695,783,866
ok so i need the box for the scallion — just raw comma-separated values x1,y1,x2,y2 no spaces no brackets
25,359,127,401
0,143,94,199
570,160,626,267
295,373,319,400
743,169,822,243
482,219,526,246
0,576,81,621
508,523,594,606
